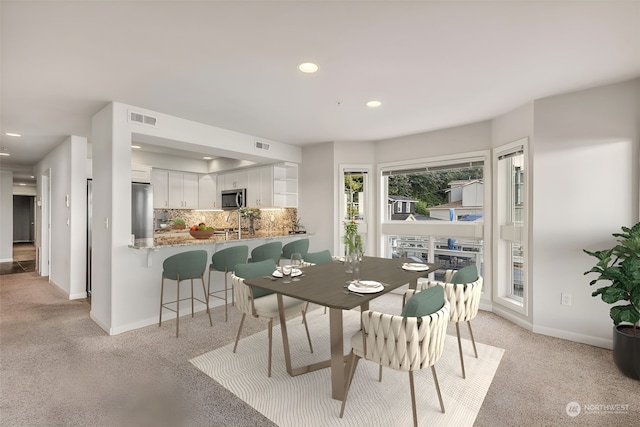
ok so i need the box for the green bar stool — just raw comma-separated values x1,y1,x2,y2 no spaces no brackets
207,245,248,322
249,241,283,264
281,238,309,263
159,249,212,337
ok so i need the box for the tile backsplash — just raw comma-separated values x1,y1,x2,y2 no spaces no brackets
156,208,301,233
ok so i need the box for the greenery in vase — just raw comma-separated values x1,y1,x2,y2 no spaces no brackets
343,218,363,255
238,207,261,219
584,222,640,328
172,218,185,225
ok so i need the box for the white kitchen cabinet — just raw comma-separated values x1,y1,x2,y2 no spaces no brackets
131,164,152,183
168,171,198,209
273,162,298,208
247,166,273,208
220,170,247,190
150,169,169,208
198,173,217,209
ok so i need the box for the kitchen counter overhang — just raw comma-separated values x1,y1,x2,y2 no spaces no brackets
129,230,310,267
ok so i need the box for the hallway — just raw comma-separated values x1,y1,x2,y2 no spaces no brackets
0,243,36,275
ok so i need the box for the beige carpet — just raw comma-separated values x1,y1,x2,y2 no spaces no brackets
191,308,504,427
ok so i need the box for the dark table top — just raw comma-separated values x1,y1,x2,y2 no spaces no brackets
244,256,442,310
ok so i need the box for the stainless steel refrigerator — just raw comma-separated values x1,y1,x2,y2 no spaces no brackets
132,182,154,240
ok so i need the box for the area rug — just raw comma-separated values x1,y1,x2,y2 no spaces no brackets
191,309,504,427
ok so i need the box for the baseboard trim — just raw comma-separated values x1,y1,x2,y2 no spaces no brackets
69,291,88,299
533,324,613,350
109,301,210,335
490,304,534,332
0,257,13,263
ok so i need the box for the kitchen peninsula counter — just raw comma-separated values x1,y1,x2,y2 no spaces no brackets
130,230,309,250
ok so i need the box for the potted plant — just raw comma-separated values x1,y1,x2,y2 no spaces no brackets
584,222,640,380
292,216,305,234
171,218,186,230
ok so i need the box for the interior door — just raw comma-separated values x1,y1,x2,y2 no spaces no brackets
13,195,35,242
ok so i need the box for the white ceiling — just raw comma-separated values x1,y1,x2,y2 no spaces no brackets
2,1,639,184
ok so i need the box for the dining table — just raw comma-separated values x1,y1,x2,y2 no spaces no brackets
243,256,442,400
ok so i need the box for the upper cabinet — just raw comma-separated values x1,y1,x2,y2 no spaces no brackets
168,171,198,209
219,170,247,191
131,164,152,183
198,173,217,210
150,169,169,209
247,166,273,208
151,169,199,209
273,163,298,208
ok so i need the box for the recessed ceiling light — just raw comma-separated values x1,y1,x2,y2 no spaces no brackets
366,100,382,108
5,132,21,137
0,152,10,156
298,62,318,73
203,156,212,160
19,183,26,186
131,145,141,149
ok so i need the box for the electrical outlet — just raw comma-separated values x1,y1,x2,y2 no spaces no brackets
561,293,572,306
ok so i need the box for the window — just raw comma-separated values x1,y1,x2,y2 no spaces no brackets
494,139,528,311
380,154,487,278
383,160,484,223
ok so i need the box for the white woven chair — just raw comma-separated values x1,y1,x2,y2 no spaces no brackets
339,299,450,426
231,263,313,378
417,270,483,379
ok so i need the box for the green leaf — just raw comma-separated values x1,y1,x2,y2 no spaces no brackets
610,305,640,326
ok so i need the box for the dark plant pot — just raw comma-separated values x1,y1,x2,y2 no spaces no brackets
613,325,640,380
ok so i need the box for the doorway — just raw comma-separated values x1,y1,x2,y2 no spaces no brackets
13,195,35,243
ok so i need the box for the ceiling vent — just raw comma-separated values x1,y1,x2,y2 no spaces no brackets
128,110,158,127
255,141,270,151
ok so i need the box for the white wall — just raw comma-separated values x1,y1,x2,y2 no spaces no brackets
0,171,14,261
34,136,88,299
12,185,37,196
299,142,334,253
531,79,639,348
375,121,493,163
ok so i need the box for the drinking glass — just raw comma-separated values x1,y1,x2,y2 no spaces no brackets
290,253,302,282
282,264,292,284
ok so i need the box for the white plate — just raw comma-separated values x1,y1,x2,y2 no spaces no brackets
348,280,384,294
402,263,429,272
272,268,302,278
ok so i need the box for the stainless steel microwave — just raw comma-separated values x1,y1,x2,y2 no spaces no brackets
221,188,246,210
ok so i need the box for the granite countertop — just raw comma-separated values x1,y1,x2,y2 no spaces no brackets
131,230,307,249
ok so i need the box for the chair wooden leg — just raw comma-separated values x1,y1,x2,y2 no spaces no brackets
301,302,309,323
159,277,165,327
301,310,314,354
409,371,418,427
190,279,195,317
233,313,246,353
206,269,212,314
455,322,466,379
431,365,445,413
468,321,478,358
223,271,229,322
201,277,212,326
176,277,180,338
378,365,383,382
339,352,359,418
268,319,273,377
